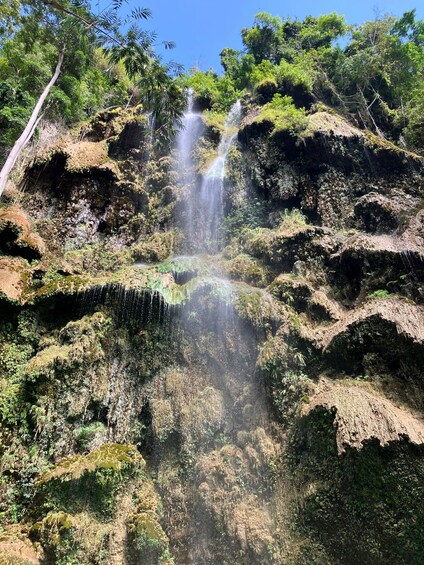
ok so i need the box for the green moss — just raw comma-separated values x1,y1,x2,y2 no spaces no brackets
74,422,107,451
227,253,269,287
195,139,219,174
365,131,422,161
25,312,110,382
38,443,143,484
131,513,168,556
127,478,172,564
254,78,278,101
27,275,91,303
258,330,312,423
0,311,40,428
291,409,424,564
367,289,394,299
131,232,176,263
202,110,227,131
65,243,131,275
234,286,275,327
25,343,71,380
278,209,308,230
36,444,145,522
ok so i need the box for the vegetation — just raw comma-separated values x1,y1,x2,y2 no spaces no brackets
0,6,423,565
184,10,424,153
254,94,308,136
0,0,186,187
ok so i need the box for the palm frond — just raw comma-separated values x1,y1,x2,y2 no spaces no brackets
131,7,152,21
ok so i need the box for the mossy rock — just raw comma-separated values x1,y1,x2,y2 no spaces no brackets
131,231,177,263
291,405,424,565
227,253,270,287
37,443,143,484
0,257,29,303
0,207,45,261
254,78,278,104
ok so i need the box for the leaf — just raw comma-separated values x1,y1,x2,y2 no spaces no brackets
112,0,128,9
162,40,176,50
131,7,152,21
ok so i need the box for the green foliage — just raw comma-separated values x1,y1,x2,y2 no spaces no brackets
292,411,424,564
255,94,308,136
250,60,277,88
0,0,20,37
202,109,227,130
368,289,394,299
223,197,269,239
299,13,348,49
242,12,284,64
0,0,186,163
278,208,308,230
213,9,424,153
38,443,142,484
258,335,310,422
74,422,106,451
0,8,133,163
178,70,241,111
276,58,314,94
0,311,39,428
65,243,131,276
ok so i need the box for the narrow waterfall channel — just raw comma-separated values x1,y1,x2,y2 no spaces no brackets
198,100,242,253
177,96,242,254
167,94,278,563
176,90,204,246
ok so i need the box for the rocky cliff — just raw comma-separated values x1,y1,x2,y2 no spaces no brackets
0,96,423,565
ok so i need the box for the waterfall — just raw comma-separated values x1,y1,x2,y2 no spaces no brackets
198,100,242,253
175,96,241,254
175,90,204,241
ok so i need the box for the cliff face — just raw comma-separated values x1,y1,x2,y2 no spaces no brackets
0,98,423,565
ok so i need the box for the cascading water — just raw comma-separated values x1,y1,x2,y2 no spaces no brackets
198,100,242,253
176,90,204,242
176,96,241,254
157,93,278,563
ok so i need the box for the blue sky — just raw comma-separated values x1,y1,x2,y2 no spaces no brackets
96,0,423,72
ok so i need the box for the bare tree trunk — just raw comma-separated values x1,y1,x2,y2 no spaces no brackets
0,48,65,197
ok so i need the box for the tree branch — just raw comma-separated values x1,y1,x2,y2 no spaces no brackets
38,0,125,47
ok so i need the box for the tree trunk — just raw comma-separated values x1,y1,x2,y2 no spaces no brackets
0,48,65,197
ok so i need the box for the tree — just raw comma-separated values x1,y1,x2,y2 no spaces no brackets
0,0,184,197
0,48,64,196
242,13,283,64
0,0,21,37
212,10,423,151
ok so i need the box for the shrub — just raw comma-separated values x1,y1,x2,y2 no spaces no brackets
368,289,393,299
255,94,308,136
278,208,308,230
276,59,314,93
250,60,277,88
178,71,241,112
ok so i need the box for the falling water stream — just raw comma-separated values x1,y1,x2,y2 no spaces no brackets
170,94,276,562
176,90,205,244
197,100,242,253
176,93,242,254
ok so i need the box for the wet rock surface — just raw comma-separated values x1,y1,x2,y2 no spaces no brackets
1,103,424,565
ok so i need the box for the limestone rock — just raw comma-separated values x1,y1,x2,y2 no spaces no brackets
0,206,45,260
303,378,424,453
0,257,26,302
0,526,42,564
